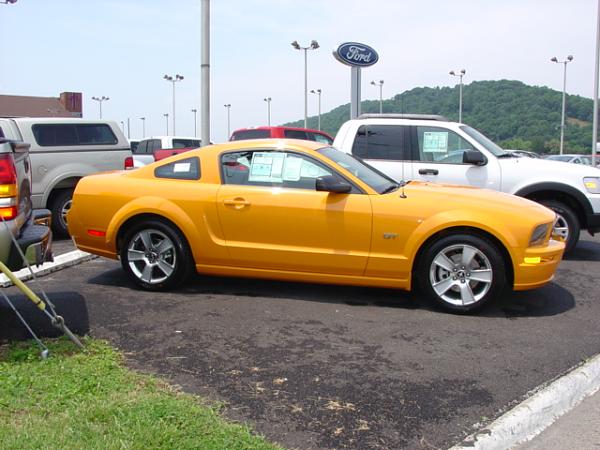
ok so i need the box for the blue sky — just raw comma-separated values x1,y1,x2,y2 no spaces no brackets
0,0,597,141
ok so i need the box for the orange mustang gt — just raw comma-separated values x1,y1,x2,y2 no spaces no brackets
68,140,564,312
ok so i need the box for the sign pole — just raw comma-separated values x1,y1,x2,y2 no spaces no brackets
351,67,361,119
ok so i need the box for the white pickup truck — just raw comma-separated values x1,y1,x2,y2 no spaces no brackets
0,118,131,236
333,114,600,253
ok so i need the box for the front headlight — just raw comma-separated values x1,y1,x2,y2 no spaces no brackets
530,222,551,246
584,177,600,194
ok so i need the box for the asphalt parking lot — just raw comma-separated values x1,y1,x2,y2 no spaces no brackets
4,234,600,449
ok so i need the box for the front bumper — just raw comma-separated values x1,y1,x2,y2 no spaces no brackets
4,209,53,271
513,239,565,291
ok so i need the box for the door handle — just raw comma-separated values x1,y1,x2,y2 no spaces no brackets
419,168,439,175
223,198,250,207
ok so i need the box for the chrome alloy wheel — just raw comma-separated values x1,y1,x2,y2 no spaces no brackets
552,213,569,242
126,229,177,285
429,244,493,307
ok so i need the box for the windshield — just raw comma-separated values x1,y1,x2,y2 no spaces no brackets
460,125,507,157
317,147,399,194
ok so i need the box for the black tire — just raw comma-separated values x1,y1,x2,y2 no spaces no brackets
539,200,580,255
415,233,506,313
119,219,193,291
49,189,73,238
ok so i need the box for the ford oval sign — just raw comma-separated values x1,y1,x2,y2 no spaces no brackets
333,42,379,67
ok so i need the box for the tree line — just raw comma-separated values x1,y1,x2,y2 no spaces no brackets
284,79,595,154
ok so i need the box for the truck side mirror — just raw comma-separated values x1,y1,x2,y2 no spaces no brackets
463,150,486,165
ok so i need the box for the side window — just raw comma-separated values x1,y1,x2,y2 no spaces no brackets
284,130,308,140
416,126,476,164
76,124,118,145
0,126,4,138
154,157,200,180
173,139,201,148
149,139,162,152
32,124,78,146
351,125,410,160
221,150,347,191
32,124,117,146
136,140,148,154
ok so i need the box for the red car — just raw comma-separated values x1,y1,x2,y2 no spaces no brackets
230,126,333,145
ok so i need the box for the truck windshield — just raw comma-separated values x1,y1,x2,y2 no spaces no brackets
317,146,400,194
460,125,508,157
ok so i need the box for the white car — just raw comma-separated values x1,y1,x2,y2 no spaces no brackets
333,114,600,254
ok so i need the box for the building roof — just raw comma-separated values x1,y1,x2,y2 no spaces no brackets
0,94,80,118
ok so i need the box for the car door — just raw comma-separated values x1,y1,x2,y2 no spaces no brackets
410,125,501,189
216,149,372,275
350,124,413,182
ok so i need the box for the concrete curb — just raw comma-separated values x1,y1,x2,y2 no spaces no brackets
450,353,600,450
0,250,97,287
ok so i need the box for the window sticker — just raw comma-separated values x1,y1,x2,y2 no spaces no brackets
173,162,191,173
249,152,286,182
423,131,449,153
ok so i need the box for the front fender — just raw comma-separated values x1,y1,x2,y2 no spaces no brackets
404,209,520,272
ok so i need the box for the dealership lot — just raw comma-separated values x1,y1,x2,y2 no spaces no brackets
4,234,599,449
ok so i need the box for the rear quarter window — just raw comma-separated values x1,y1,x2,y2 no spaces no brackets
154,157,200,180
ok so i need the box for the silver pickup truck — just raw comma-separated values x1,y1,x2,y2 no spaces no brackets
0,138,52,271
0,118,131,236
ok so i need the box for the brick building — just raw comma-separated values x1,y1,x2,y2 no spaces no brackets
0,92,82,118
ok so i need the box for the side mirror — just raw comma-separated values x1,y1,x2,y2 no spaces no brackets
316,175,352,194
463,150,486,165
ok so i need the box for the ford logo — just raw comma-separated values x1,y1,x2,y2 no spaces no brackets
333,42,379,67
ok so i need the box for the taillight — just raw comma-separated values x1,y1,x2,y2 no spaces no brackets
124,156,134,170
0,153,18,220
0,153,17,184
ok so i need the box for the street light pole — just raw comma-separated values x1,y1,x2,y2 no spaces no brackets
449,70,466,123
310,89,322,130
91,96,109,119
224,104,231,139
593,0,600,167
263,97,272,126
163,74,184,135
551,55,574,155
370,80,384,113
163,113,169,135
140,117,146,138
191,109,198,137
291,40,319,128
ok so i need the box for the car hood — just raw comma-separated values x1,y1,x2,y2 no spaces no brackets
402,180,554,222
497,155,600,176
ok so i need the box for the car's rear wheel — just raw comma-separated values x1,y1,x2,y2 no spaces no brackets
416,233,506,313
539,200,579,255
120,219,193,291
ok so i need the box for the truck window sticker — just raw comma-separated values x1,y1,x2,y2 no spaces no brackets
422,131,449,153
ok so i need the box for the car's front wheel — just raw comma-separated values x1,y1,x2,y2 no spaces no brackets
120,219,193,291
416,233,507,313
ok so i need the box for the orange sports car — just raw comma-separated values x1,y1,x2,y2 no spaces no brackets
67,140,564,312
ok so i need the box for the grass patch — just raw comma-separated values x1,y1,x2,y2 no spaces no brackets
0,338,280,450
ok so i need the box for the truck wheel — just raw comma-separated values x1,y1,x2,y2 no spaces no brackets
540,200,580,254
120,219,193,291
415,233,506,313
49,189,73,238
